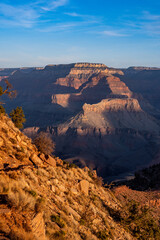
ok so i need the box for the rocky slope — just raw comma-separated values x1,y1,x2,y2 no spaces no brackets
0,114,160,240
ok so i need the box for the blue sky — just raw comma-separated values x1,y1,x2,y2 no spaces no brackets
0,0,160,67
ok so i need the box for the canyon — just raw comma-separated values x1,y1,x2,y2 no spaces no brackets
1,63,160,182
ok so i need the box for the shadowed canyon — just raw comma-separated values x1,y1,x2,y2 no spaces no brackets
1,63,160,182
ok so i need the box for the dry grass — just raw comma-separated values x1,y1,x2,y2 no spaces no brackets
46,166,58,177
8,189,36,210
0,174,9,193
35,197,45,213
0,174,36,210
9,227,35,240
23,168,38,183
37,168,49,178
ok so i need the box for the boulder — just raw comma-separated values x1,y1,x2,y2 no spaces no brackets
30,153,42,166
16,135,21,142
70,188,78,195
44,155,56,167
79,180,89,196
51,185,55,192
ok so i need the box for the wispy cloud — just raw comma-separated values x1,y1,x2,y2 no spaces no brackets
40,22,77,32
123,11,160,37
0,3,39,28
0,0,68,28
142,11,160,21
65,12,81,17
64,11,101,23
101,30,128,37
40,0,68,11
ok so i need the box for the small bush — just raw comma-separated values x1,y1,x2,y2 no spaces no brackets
69,163,78,168
88,170,103,186
9,227,35,240
0,105,5,114
37,168,49,177
51,230,65,240
94,176,103,186
33,132,55,155
95,230,110,240
50,214,65,228
7,185,36,211
23,168,38,183
64,162,78,169
79,218,86,226
27,190,37,197
9,106,26,129
105,205,122,222
35,197,45,213
121,200,160,239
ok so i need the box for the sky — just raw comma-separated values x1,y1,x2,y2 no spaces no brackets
0,0,160,68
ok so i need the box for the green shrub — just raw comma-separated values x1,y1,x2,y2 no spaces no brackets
9,107,26,129
35,197,45,213
50,214,65,228
122,200,160,239
79,218,86,226
0,105,5,114
51,230,65,240
94,230,110,240
27,190,37,197
105,205,122,222
64,162,78,169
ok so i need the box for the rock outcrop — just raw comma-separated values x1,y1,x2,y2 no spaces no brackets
0,113,160,240
2,63,125,126
52,74,132,110
62,98,159,132
1,114,160,239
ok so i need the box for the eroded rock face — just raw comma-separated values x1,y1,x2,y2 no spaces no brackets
32,213,45,240
3,63,125,126
66,98,159,131
52,73,132,111
83,98,141,114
